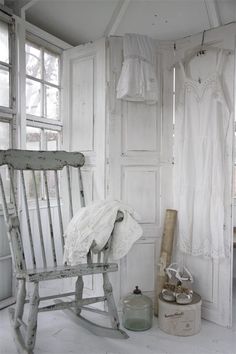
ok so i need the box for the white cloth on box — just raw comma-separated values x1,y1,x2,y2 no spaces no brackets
63,200,143,265
116,33,158,104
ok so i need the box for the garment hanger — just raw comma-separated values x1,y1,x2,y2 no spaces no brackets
171,30,231,70
183,31,223,67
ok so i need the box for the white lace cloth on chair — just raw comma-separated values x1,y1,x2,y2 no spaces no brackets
63,200,143,265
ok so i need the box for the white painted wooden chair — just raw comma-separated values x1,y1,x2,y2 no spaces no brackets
0,149,127,354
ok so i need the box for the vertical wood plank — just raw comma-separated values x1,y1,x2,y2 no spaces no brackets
9,167,18,216
43,171,57,267
26,282,39,351
32,171,47,268
13,279,26,329
66,165,73,219
75,276,84,315
20,171,36,268
78,167,85,207
54,170,64,250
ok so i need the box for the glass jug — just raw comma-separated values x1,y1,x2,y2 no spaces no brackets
122,286,153,331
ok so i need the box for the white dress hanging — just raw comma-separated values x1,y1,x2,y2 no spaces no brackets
116,33,158,104
174,50,231,259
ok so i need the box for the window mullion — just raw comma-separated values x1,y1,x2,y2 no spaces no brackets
41,127,45,199
41,47,45,119
25,74,60,89
10,21,16,112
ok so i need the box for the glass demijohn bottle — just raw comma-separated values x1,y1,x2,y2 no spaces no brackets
122,286,153,331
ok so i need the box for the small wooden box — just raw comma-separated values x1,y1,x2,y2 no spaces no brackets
158,292,202,336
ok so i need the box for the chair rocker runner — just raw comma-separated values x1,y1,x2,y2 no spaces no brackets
0,149,128,354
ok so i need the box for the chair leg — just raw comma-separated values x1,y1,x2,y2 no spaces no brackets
75,276,84,315
14,279,26,329
25,282,39,352
103,273,120,329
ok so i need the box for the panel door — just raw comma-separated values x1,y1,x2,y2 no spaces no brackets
62,38,106,297
170,23,236,327
107,37,173,306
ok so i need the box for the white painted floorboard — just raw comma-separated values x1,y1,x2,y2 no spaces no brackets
0,283,236,354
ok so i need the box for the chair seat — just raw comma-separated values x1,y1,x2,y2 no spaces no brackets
17,262,118,282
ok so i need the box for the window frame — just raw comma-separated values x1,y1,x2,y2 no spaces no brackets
25,34,63,202
0,12,16,152
25,34,62,130
0,10,16,310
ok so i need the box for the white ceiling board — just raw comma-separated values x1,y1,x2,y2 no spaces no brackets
26,0,119,46
5,0,235,45
116,0,210,41
216,0,236,23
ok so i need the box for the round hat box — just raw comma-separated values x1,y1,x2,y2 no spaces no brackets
158,292,202,336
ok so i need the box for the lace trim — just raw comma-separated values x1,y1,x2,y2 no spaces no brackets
177,235,230,259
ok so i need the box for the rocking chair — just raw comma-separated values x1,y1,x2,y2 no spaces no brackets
0,149,127,354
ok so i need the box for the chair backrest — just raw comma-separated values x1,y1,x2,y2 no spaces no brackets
0,149,85,274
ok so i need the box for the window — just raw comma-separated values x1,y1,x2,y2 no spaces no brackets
0,13,15,307
25,40,60,121
0,20,11,108
25,39,62,200
0,15,15,201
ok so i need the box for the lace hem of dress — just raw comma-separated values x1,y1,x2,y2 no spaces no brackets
177,238,230,259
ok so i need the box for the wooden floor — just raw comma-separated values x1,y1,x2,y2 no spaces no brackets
0,283,236,354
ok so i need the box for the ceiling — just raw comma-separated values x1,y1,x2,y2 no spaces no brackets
5,0,236,46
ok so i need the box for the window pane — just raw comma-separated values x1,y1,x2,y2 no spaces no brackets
45,130,59,150
0,258,12,300
0,122,10,149
0,65,9,107
0,122,10,202
26,127,42,199
44,51,59,85
24,170,42,200
0,216,10,257
45,85,59,120
26,42,41,79
0,21,9,64
26,79,42,116
26,126,41,150
45,130,60,198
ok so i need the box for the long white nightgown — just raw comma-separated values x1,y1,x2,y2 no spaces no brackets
174,50,231,258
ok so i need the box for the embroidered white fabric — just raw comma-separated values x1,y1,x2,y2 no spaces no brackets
116,33,158,104
63,200,143,265
174,50,232,259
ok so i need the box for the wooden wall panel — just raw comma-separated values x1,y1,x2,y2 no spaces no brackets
126,242,155,292
185,255,214,302
71,56,94,152
122,167,159,224
108,37,166,301
122,102,158,153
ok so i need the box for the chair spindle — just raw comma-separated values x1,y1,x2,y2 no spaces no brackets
66,165,73,219
78,167,85,208
54,170,64,249
43,171,57,267
32,171,47,268
20,170,36,268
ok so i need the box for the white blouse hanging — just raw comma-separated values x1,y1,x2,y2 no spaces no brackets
174,49,231,259
116,33,158,104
